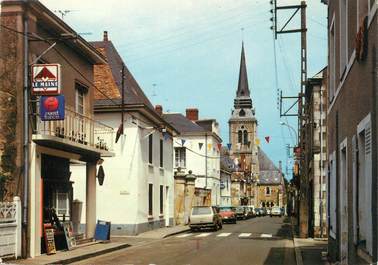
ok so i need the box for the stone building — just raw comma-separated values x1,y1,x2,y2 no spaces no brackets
303,68,328,238
228,43,259,207
256,149,285,209
323,0,377,263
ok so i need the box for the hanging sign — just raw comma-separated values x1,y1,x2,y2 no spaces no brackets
31,64,61,95
40,95,65,121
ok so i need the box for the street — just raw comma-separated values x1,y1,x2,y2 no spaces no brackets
73,216,296,265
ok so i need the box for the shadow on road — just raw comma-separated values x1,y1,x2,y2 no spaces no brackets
263,247,293,265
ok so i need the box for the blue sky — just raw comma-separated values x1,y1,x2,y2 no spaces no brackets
41,0,327,178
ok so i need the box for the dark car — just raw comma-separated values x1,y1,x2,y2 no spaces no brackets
255,208,261,217
219,206,237,224
235,206,247,220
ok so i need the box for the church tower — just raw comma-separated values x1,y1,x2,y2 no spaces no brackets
229,43,259,206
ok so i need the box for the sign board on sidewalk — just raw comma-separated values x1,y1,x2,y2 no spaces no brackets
63,222,76,250
31,64,61,95
40,95,65,121
43,224,56,255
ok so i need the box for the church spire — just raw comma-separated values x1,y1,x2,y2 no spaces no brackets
234,42,253,109
237,42,250,97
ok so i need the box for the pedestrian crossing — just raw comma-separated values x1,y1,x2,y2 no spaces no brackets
175,232,273,239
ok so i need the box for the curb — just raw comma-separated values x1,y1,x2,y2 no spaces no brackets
49,243,131,265
290,218,304,265
162,228,191,238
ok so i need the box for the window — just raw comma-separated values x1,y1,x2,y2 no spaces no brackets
243,130,248,145
339,0,348,77
56,193,69,217
175,147,186,168
238,130,243,143
329,17,336,102
266,187,271,195
75,82,87,115
160,185,164,214
148,134,153,164
160,139,163,168
148,184,153,216
329,152,337,238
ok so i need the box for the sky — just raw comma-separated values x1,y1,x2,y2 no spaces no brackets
40,0,328,178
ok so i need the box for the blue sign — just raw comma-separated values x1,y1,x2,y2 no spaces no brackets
40,95,65,121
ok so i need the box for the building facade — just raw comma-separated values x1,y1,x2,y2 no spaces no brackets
303,68,328,238
71,32,177,236
0,1,114,257
164,109,222,207
324,0,377,264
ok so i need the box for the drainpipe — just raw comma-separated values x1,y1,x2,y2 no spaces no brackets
205,132,208,189
22,5,29,258
319,86,324,238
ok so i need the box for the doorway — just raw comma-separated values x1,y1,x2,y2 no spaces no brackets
339,139,348,264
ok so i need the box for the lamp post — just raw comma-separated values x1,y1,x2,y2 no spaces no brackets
280,121,298,146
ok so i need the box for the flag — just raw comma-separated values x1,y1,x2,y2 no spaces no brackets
115,123,123,143
265,136,270,143
198,142,204,150
181,139,186,146
227,143,232,150
207,143,212,150
217,143,222,151
255,138,260,146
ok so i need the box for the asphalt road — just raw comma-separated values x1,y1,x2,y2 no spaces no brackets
73,216,296,265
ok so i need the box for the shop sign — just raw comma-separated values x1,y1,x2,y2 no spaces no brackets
40,95,65,121
31,64,61,95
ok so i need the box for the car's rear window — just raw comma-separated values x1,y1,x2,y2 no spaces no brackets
192,207,212,215
219,207,233,212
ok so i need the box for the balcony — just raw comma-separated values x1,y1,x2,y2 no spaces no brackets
32,107,114,158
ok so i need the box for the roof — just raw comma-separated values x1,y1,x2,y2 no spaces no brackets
236,42,250,98
90,40,154,110
258,148,279,171
258,148,282,184
220,155,235,172
162,113,206,134
195,119,215,132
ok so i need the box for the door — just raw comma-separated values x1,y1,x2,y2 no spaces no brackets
339,140,348,264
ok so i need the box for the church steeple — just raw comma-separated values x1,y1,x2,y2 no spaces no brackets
234,42,253,110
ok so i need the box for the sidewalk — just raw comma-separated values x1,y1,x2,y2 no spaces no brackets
290,217,329,265
8,225,189,265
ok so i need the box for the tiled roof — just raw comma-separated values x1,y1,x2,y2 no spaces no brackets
258,148,282,184
258,148,279,171
221,156,235,172
90,40,154,109
162,113,206,134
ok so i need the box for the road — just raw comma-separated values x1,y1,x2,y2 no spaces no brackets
74,216,296,265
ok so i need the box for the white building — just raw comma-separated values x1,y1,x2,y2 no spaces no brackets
71,32,177,235
163,109,222,206
220,155,234,206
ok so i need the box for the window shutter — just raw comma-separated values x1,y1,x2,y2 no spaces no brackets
352,135,357,244
364,122,373,254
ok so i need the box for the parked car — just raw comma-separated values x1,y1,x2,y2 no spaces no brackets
260,208,267,216
242,206,254,219
255,207,261,216
249,206,256,217
235,206,247,220
189,206,223,231
270,206,282,217
266,208,271,215
219,206,237,224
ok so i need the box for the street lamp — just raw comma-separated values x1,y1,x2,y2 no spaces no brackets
280,121,298,145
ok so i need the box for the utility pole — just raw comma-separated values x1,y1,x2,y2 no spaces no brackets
271,0,308,238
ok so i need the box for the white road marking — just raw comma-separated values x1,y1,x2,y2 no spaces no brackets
261,233,272,238
217,233,232,237
195,233,212,238
238,233,251,238
176,233,193,238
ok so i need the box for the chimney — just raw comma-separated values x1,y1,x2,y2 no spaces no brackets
155,105,163,116
186,108,198,121
103,31,108,41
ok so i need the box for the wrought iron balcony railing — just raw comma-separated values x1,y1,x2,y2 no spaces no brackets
34,107,114,152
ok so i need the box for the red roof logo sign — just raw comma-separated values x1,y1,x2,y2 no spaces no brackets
31,64,61,95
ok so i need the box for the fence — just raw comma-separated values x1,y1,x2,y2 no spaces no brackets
0,197,21,259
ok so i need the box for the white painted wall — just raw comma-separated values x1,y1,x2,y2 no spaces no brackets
220,171,231,206
71,111,174,234
173,134,221,206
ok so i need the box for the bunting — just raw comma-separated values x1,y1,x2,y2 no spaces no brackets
181,139,186,146
265,136,270,143
115,123,123,143
163,132,170,141
207,143,212,150
255,138,260,146
217,143,222,151
227,143,232,151
198,142,204,150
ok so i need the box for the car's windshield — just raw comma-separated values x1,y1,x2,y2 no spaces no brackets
219,207,233,212
235,207,244,212
192,207,212,215
272,207,280,211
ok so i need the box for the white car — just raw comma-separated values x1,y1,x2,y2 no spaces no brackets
189,206,223,231
270,206,282,217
